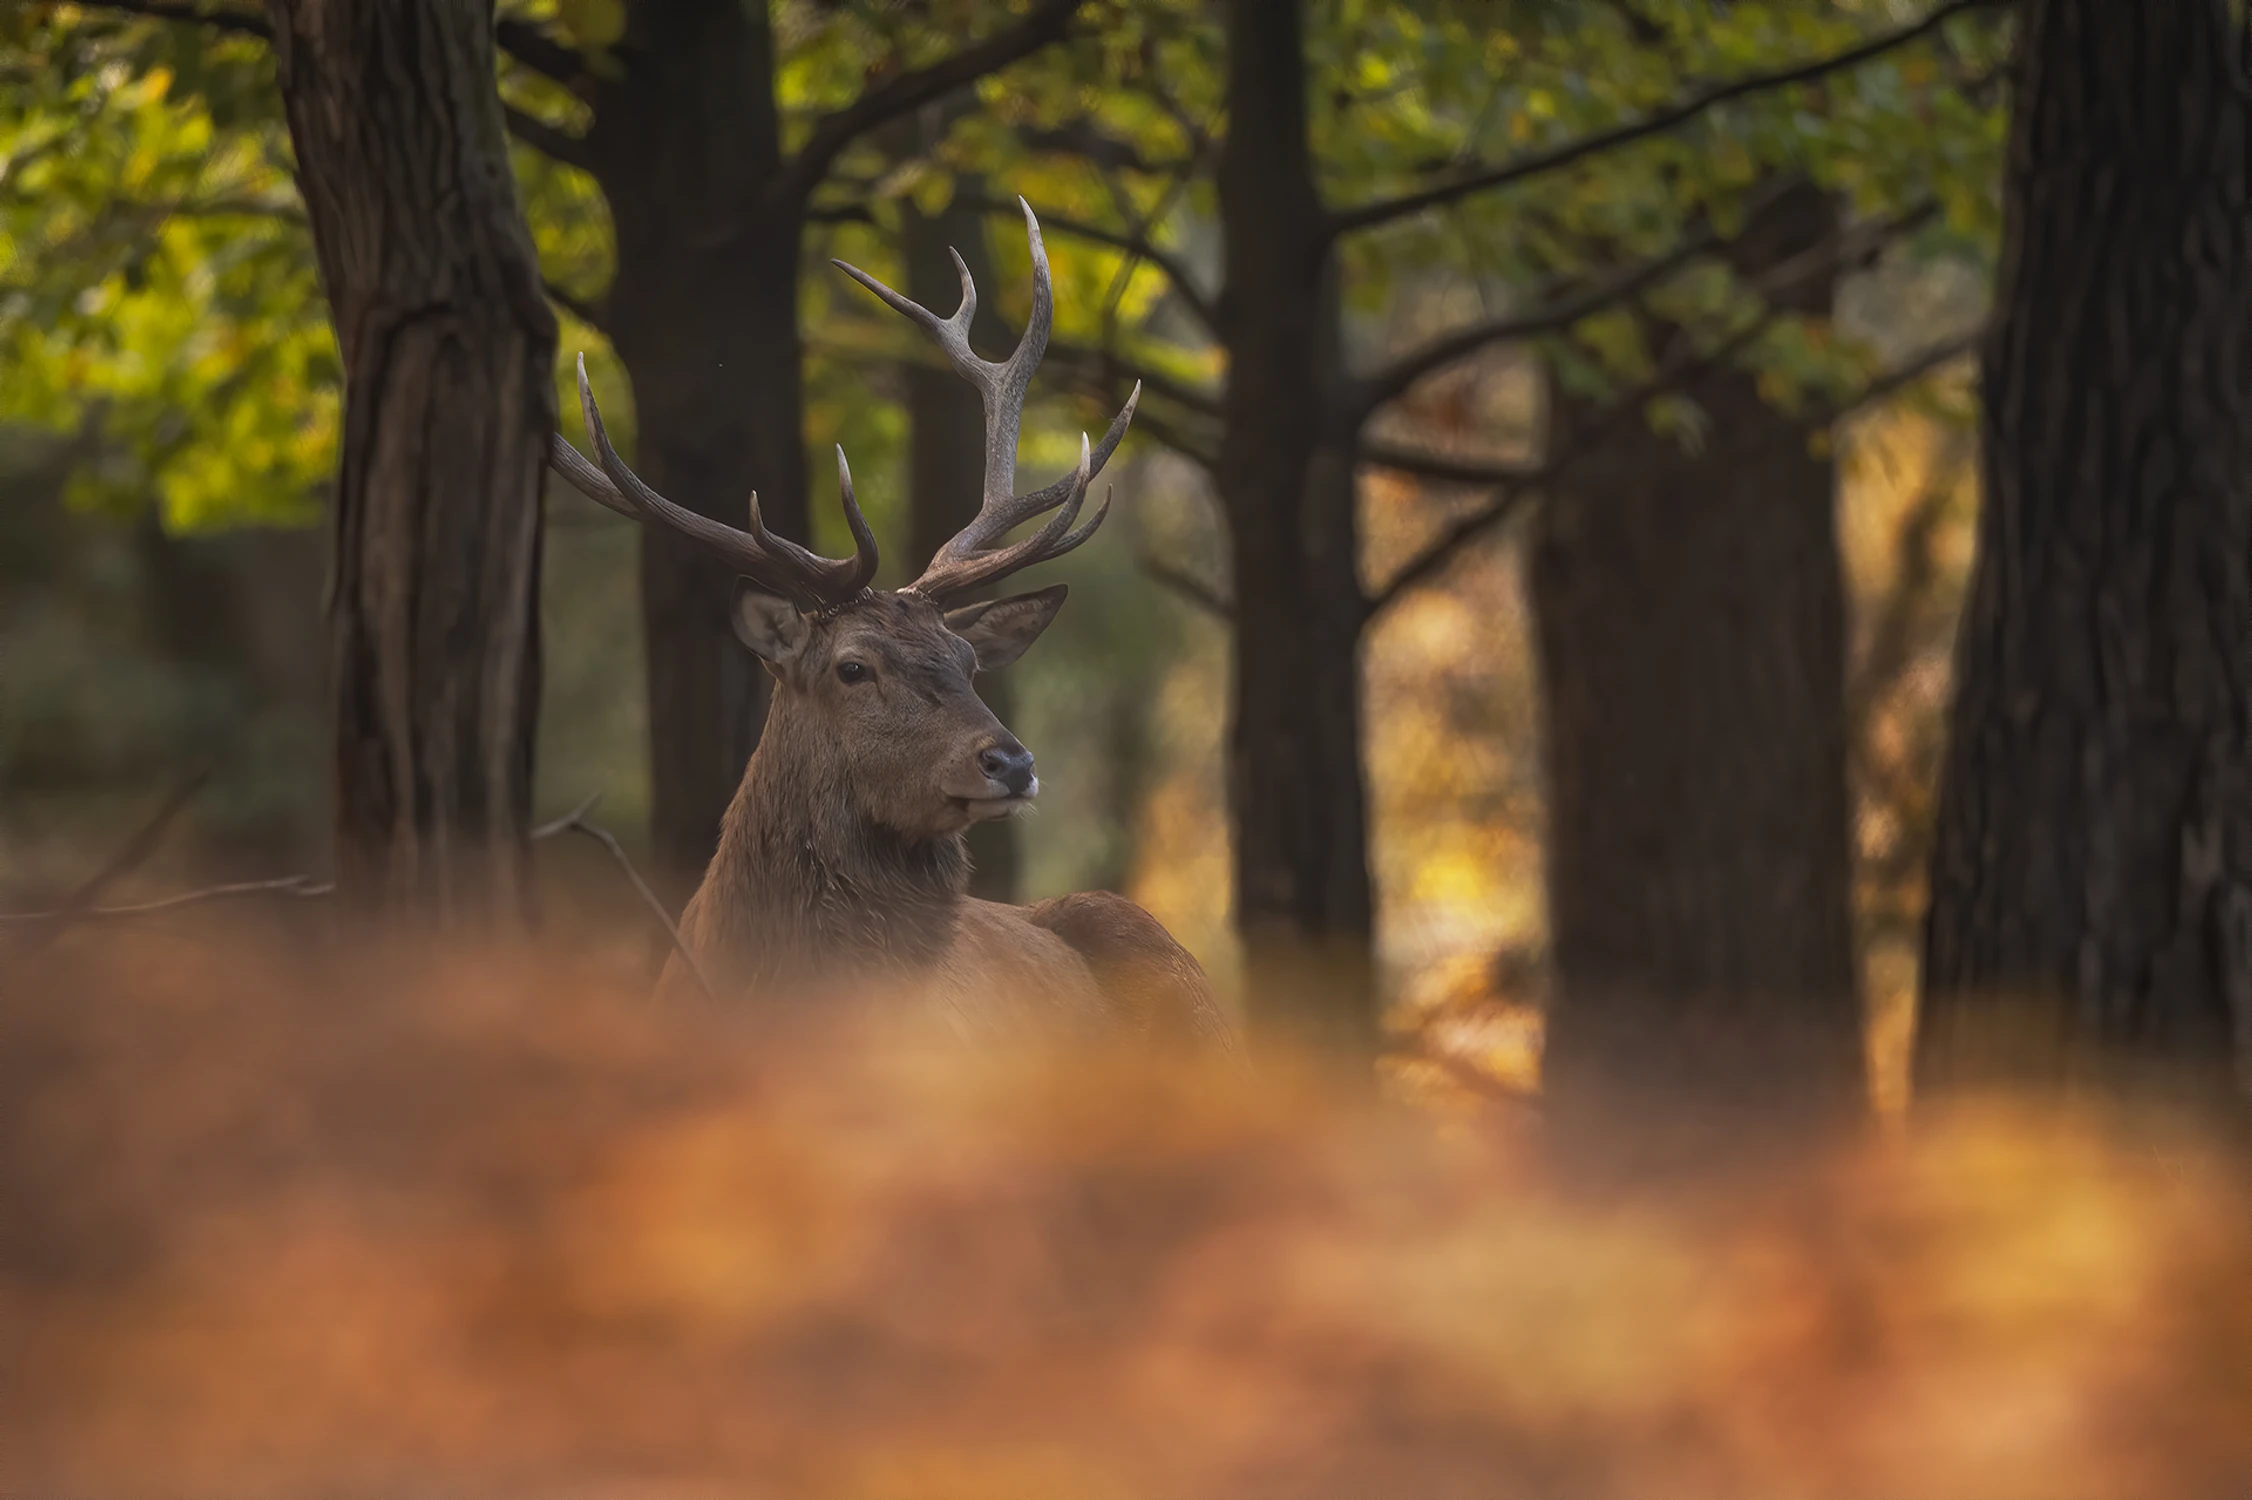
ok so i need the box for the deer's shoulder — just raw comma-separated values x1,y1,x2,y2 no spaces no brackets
919,898,1103,1039
1023,891,1242,1060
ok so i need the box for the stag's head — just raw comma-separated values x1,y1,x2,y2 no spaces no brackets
548,201,1138,839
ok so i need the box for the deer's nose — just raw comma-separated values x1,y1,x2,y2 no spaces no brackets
978,740,1038,798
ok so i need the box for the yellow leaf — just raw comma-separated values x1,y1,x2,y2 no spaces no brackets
909,168,956,217
555,0,624,51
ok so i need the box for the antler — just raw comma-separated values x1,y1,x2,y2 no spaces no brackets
548,354,879,613
832,197,1139,603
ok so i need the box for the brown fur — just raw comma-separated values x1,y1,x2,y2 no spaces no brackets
658,590,1239,1058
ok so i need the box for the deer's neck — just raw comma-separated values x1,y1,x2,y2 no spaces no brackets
695,708,968,990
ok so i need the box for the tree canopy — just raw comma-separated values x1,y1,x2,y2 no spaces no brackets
5,1,2002,541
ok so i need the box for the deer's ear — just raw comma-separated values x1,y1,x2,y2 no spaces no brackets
731,580,811,668
945,584,1067,671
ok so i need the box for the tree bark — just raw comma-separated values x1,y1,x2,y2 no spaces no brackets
902,151,1019,901
1531,181,1865,1139
267,0,555,922
1919,0,2252,1115
1216,0,1377,1060
586,0,799,900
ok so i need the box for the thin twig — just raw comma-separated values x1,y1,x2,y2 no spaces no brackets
0,875,332,923
7,765,210,961
1829,328,1981,423
1138,551,1234,619
533,794,717,1001
1041,341,1221,415
0,789,714,1002
1348,215,1734,417
1111,403,1220,469
1366,203,1944,614
1368,315,1780,615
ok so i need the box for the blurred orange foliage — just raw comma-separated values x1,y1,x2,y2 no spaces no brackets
4,930,2247,1500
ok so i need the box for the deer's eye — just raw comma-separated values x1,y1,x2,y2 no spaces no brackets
835,660,872,685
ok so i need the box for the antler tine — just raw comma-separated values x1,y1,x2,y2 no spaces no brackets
833,248,981,378
551,355,877,611
944,196,1054,552
547,431,634,519
1015,380,1139,513
832,198,1137,602
913,434,1114,600
823,445,881,595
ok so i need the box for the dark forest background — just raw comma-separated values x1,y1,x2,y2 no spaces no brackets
4,0,2245,1132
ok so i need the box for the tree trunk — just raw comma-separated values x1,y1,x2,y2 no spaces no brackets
267,0,554,922
1531,181,1865,1140
902,151,1019,900
1919,0,2252,1116
587,0,801,899
1216,0,1377,1060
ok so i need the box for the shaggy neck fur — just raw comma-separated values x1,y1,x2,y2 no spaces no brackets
697,693,970,992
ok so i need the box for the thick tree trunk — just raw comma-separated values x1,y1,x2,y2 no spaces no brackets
1531,182,1865,1138
1216,0,1377,1060
588,0,801,899
902,160,1018,900
267,0,554,922
1919,0,2252,1115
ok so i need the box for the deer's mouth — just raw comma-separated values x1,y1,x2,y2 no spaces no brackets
956,785,1036,822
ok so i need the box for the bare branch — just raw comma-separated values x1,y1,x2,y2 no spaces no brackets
533,794,716,1002
495,14,582,88
504,103,595,173
1368,319,1978,617
1349,219,1729,417
1352,182,1922,419
1689,326,1981,475
1829,328,1980,424
44,0,271,39
1138,551,1233,619
1131,74,1215,161
1327,0,2000,240
1112,403,1220,469
1357,439,1535,488
1369,315,1779,614
1369,488,1539,618
1017,121,1185,175
1041,340,1221,417
775,0,1083,209
954,193,1218,335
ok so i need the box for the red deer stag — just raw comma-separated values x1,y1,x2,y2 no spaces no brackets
548,202,1238,1056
